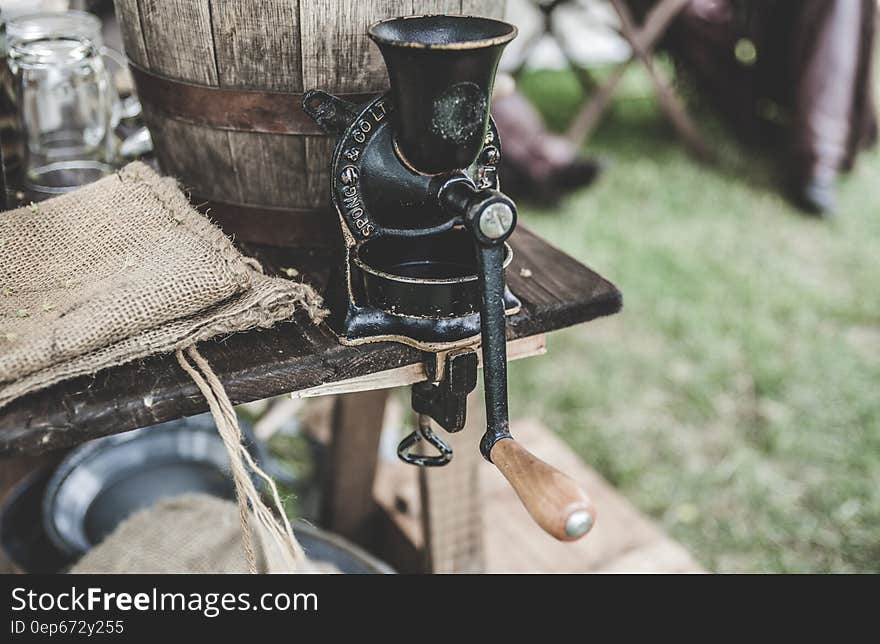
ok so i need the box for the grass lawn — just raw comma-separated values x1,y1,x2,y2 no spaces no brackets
508,66,880,573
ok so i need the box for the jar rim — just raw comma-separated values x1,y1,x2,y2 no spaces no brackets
5,10,103,46
8,36,98,69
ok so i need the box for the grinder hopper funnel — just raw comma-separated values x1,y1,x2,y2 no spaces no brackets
369,15,516,175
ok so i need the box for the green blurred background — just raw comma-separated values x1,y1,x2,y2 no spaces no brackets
507,63,880,573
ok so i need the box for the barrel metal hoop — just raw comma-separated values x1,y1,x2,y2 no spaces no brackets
129,63,376,135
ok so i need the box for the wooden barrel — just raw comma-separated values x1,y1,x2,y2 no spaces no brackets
112,1,506,247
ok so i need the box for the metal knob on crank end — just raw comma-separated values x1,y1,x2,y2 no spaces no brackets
488,438,597,541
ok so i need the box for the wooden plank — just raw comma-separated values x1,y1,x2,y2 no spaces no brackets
0,227,621,455
321,390,389,543
210,0,303,92
123,1,241,209
375,419,704,573
299,0,411,92
226,131,310,208
146,114,241,203
112,0,148,67
593,540,703,573
136,0,218,86
482,420,703,572
291,333,545,398
505,225,622,335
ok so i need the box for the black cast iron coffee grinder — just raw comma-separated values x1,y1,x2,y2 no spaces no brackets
303,15,595,541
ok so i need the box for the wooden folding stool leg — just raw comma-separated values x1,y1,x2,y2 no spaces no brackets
609,0,712,161
567,0,709,162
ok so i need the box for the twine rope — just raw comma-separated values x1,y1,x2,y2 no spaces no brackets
175,345,303,573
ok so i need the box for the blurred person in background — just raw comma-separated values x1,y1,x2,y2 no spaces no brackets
493,73,602,206
496,0,877,215
491,0,610,206
658,0,877,216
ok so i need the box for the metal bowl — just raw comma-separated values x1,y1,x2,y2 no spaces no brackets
1,466,392,573
42,414,239,558
2,412,392,573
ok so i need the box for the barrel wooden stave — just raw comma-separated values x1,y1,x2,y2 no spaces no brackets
212,2,304,92
113,0,506,244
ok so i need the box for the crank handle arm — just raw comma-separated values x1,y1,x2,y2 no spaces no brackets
489,437,596,541
443,180,596,541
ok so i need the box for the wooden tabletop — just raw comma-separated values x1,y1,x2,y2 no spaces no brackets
0,227,621,455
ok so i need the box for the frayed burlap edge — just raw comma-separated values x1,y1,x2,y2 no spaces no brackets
0,261,326,411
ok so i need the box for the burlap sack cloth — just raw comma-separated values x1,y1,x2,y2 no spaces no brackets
0,162,327,572
71,494,340,574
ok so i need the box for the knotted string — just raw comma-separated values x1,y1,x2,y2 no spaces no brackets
176,345,303,573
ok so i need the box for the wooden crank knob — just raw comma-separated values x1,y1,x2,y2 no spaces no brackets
490,437,596,541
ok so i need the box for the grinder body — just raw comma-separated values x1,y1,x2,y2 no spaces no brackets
303,14,595,542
